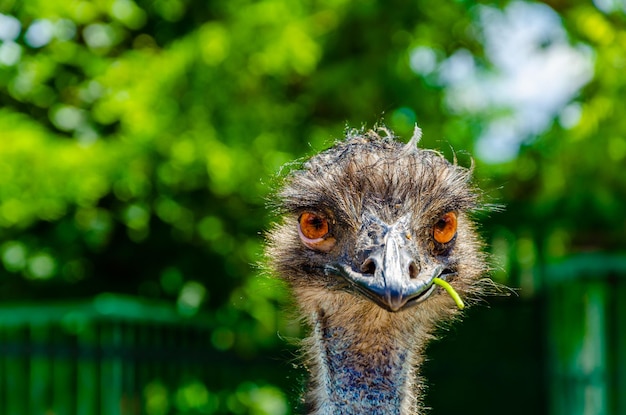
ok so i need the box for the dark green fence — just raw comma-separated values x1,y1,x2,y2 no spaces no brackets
2,254,625,415
545,253,626,415
0,294,215,415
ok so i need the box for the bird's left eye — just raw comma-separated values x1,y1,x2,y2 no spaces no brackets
298,212,336,252
433,212,457,244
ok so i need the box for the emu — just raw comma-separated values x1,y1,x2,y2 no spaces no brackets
266,126,491,414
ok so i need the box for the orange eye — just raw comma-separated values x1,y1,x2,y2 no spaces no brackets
299,212,329,240
433,212,457,244
298,212,335,252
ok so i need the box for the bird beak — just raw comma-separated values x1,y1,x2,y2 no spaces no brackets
327,222,448,312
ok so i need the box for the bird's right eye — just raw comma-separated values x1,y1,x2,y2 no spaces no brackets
298,212,336,252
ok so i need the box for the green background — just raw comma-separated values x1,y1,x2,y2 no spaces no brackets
0,0,625,414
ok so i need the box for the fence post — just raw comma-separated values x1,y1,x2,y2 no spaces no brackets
30,323,50,414
617,280,626,415
5,327,28,415
548,281,609,415
545,254,626,415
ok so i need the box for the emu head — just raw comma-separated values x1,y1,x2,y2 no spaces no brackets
267,127,487,320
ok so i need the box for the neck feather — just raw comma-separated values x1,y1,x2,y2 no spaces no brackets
302,301,432,415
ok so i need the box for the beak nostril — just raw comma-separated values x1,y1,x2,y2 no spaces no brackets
408,261,419,279
360,258,377,275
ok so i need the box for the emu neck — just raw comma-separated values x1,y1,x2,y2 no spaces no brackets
306,309,424,415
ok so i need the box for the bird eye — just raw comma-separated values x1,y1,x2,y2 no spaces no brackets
299,212,329,239
298,212,336,252
433,212,457,244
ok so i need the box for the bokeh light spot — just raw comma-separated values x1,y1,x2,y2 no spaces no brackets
0,14,21,41
1,241,27,272
177,281,207,316
25,19,54,48
27,252,57,279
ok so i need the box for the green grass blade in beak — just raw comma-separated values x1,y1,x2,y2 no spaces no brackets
433,277,465,310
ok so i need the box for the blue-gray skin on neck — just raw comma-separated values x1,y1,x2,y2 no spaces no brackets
309,319,414,414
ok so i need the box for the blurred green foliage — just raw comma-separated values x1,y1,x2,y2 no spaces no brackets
0,0,625,413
